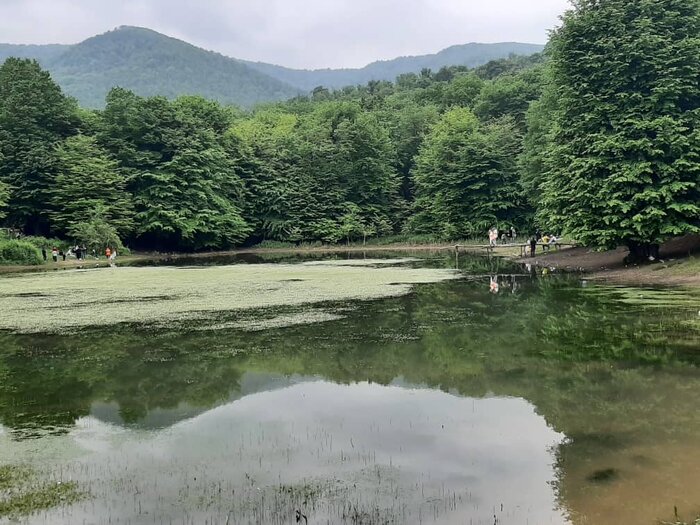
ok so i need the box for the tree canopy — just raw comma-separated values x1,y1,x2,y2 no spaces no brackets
1,3,699,257
537,0,700,258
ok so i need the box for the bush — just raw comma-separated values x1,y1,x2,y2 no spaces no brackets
21,236,70,252
0,240,44,266
68,213,125,254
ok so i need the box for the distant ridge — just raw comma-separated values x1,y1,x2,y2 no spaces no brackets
0,27,544,108
241,42,545,91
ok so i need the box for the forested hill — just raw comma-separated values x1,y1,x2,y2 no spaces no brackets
242,42,545,92
0,27,301,108
0,43,70,64
0,27,543,108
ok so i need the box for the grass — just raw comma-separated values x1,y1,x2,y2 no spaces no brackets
657,256,700,276
0,465,85,519
0,259,459,333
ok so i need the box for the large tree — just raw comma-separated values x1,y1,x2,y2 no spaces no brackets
100,90,249,250
409,108,523,239
540,0,700,259
50,135,134,238
0,58,78,234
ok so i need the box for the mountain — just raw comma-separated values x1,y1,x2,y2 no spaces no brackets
0,43,70,65
0,27,544,108
1,27,301,108
242,42,546,92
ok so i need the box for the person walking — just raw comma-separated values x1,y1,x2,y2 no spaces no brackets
105,247,112,260
529,237,537,258
488,227,499,247
41,247,47,262
51,247,58,263
510,227,517,241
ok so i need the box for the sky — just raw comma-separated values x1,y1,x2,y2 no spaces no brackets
0,0,571,69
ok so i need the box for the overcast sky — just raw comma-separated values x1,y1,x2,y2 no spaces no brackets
0,0,571,69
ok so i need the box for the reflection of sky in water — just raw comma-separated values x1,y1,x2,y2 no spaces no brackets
2,381,568,524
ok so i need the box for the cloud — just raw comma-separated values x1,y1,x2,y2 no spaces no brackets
0,0,569,68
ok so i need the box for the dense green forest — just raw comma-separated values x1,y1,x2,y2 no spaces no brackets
0,26,542,109
0,0,698,259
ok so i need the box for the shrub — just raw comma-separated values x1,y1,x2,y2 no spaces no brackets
68,208,125,254
21,236,70,252
0,240,44,266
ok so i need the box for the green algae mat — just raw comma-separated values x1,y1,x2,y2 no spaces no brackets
0,260,458,334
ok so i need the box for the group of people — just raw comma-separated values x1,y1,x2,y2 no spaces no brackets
41,246,117,263
487,227,518,247
485,227,559,257
528,231,559,257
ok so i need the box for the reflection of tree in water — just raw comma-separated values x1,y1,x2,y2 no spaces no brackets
0,275,698,522
0,331,245,436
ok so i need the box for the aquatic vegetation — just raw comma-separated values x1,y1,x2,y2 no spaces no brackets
0,465,84,519
0,262,458,334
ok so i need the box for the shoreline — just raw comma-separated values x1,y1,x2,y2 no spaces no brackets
1,238,698,289
518,235,700,289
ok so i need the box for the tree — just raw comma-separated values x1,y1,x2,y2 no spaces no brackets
541,0,700,260
136,147,250,250
100,90,250,250
441,73,484,108
51,135,134,237
520,74,558,214
68,205,125,254
409,108,524,239
473,68,543,131
0,150,8,221
0,58,78,234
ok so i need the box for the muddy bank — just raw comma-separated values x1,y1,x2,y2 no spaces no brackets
519,235,700,288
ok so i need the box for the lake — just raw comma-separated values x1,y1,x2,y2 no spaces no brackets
0,251,698,524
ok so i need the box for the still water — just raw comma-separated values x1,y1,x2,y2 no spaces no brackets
0,252,698,524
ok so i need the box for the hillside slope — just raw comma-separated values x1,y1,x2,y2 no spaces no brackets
0,43,70,65
0,28,543,107
242,42,545,91
49,27,301,108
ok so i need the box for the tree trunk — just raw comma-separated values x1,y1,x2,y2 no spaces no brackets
626,241,660,264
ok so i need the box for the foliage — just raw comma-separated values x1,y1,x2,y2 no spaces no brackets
539,0,700,256
100,90,250,250
0,58,78,235
409,108,524,238
3,17,698,256
0,465,84,519
0,240,44,266
0,179,8,221
473,67,543,130
51,135,134,237
20,235,70,252
68,206,125,253
1,28,544,108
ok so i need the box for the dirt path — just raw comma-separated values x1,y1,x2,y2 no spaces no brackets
520,235,700,288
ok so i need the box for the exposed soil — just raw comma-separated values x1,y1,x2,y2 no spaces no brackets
520,235,700,288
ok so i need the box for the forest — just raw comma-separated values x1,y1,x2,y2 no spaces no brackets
0,0,698,260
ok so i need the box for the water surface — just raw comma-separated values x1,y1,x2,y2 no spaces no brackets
0,252,698,524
